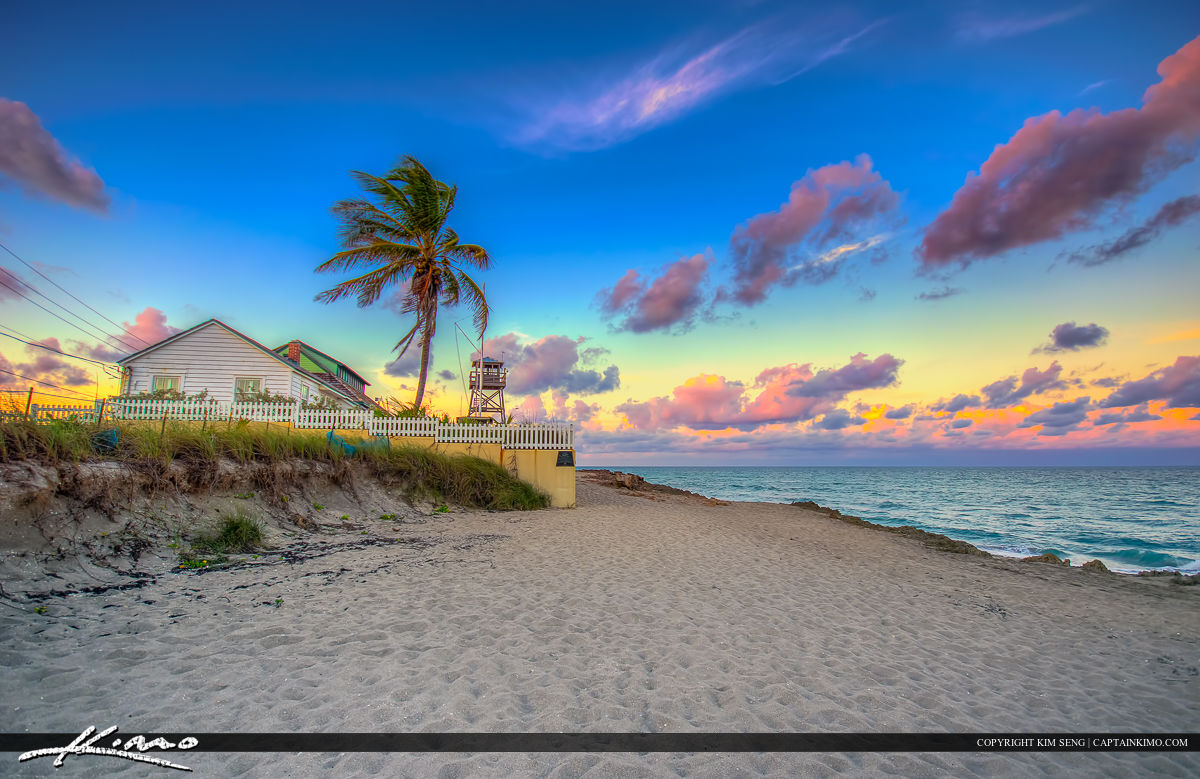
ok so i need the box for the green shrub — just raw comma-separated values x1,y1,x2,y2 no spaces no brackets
193,509,264,554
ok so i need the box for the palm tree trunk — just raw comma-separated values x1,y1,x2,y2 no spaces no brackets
412,324,434,411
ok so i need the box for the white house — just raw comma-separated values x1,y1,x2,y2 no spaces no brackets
116,319,379,410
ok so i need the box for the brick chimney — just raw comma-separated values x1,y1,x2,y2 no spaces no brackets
287,340,302,362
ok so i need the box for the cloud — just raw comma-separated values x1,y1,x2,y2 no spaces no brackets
617,374,747,431
950,418,974,429
916,286,963,301
480,333,620,395
597,253,710,333
83,306,181,361
15,337,91,387
1036,321,1110,353
1080,80,1110,96
383,349,426,378
0,99,109,211
885,404,915,419
0,267,32,301
816,409,867,430
724,155,901,305
551,390,600,424
1018,396,1093,436
1063,195,1200,266
930,393,981,413
1093,406,1163,425
785,352,903,398
1100,355,1200,408
511,394,547,423
954,6,1089,42
618,352,902,431
437,369,456,381
982,362,1066,408
918,36,1200,269
513,17,886,151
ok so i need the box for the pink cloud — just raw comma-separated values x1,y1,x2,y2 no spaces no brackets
0,99,109,212
597,253,710,333
15,337,91,387
86,307,181,361
919,35,1200,269
618,352,903,431
123,307,179,348
514,18,886,151
1100,355,1200,409
1064,195,1200,267
0,267,32,301
726,155,900,305
512,394,547,423
786,352,903,398
617,374,747,430
479,333,619,395
982,362,1067,408
954,6,1089,42
550,389,599,424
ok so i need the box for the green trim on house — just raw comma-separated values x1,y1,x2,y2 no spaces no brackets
275,342,367,393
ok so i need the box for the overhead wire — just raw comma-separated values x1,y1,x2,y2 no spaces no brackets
0,274,141,353
0,328,114,367
0,271,142,353
0,388,95,403
0,367,94,398
0,239,151,347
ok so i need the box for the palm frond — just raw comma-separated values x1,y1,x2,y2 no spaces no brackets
455,270,490,336
314,243,421,275
318,154,491,410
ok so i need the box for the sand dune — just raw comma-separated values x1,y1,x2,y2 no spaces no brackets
1,473,1197,776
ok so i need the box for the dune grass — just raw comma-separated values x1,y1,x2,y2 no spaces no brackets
193,509,265,554
0,418,549,511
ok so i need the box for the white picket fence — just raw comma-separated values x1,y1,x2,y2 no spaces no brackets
29,402,104,424
368,416,439,437
18,398,574,450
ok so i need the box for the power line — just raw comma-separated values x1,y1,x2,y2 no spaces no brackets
0,320,124,383
0,239,152,347
0,275,139,354
0,328,114,367
0,367,94,398
0,269,142,353
0,388,96,403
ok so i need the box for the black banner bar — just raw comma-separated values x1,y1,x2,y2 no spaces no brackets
2,733,1196,753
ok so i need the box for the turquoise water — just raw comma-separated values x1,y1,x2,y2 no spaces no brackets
585,466,1200,574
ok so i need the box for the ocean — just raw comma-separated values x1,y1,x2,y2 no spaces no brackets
584,466,1200,574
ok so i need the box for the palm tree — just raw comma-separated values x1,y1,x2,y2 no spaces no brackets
315,156,490,410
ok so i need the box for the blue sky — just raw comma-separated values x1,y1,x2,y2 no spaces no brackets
2,1,1199,464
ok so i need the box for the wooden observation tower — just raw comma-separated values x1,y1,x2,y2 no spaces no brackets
466,357,507,421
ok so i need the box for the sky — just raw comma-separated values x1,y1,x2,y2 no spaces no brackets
1,0,1198,465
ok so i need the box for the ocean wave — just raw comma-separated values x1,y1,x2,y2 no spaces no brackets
1100,548,1194,569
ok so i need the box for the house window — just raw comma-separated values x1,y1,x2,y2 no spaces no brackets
152,375,181,393
301,385,310,402
234,377,263,400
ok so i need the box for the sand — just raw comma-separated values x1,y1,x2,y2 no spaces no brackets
1,467,1198,777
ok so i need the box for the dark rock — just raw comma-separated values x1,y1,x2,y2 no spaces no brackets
1021,553,1069,565
1081,559,1110,573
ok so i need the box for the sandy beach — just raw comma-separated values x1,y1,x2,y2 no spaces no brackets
1,466,1197,776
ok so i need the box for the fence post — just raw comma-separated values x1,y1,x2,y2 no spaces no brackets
29,403,38,422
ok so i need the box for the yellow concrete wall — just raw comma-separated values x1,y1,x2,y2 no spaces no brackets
387,435,437,450
438,442,504,465
109,421,574,508
504,448,576,508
